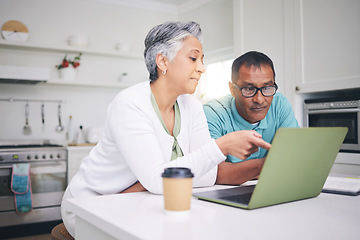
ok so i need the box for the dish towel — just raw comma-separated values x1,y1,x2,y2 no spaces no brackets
11,163,33,214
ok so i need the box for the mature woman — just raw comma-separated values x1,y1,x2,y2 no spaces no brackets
61,21,270,237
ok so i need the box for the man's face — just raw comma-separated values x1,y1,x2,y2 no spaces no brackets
229,64,275,124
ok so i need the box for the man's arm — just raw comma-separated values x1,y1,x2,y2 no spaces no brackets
216,158,265,185
120,181,147,193
204,101,269,185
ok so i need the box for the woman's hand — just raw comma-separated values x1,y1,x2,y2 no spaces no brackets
215,130,271,160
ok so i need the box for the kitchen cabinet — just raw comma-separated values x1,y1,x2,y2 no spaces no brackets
233,0,360,107
291,0,360,93
0,39,148,88
332,153,360,177
67,146,94,183
232,0,295,103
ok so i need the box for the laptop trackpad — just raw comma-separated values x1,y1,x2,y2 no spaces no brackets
195,185,255,206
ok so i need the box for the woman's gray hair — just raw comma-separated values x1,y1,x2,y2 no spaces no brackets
144,21,203,82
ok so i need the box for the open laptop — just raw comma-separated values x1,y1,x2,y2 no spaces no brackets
193,127,348,209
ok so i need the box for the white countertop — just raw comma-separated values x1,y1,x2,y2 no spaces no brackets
67,185,360,240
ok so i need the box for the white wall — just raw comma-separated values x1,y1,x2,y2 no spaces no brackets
0,84,119,144
1,0,360,166
0,0,179,143
180,0,234,61
0,0,176,54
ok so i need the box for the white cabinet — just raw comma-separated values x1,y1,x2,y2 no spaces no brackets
232,0,294,101
234,0,360,98
292,0,360,93
67,146,94,183
331,152,360,177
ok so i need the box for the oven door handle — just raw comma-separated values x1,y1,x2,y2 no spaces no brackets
0,165,13,169
0,161,65,169
308,108,360,114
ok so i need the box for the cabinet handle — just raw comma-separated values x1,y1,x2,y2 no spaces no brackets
295,86,300,91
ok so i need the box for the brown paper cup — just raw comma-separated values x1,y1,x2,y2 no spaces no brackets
162,168,194,212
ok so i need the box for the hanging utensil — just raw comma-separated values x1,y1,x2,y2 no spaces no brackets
56,103,64,132
23,102,32,135
41,102,45,132
41,102,45,124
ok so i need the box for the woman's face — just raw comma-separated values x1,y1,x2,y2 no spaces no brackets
166,36,205,95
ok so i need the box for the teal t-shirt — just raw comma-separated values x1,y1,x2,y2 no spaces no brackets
203,93,299,163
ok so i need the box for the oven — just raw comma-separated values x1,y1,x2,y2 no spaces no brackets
0,142,67,227
304,98,360,153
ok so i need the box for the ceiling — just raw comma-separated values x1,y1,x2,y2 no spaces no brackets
89,0,212,14
149,0,193,6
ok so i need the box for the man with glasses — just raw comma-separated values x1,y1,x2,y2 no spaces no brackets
204,51,299,185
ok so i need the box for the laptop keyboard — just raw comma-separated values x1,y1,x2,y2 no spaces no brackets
220,192,253,205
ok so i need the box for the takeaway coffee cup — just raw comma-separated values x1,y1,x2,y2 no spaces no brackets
162,167,194,212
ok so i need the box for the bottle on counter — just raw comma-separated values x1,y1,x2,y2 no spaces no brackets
76,125,86,145
67,115,75,145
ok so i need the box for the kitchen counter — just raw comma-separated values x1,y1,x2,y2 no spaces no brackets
67,146,94,183
67,185,360,240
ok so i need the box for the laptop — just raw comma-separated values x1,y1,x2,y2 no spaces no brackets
193,127,348,209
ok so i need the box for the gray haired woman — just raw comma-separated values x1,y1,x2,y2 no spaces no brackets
61,21,270,238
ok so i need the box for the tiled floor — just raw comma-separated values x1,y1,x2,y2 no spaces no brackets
7,234,51,240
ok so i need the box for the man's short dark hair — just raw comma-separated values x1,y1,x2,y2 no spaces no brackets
231,51,276,83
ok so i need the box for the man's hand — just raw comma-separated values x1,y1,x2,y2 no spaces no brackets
215,130,271,160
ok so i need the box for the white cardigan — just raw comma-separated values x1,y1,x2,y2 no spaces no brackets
69,81,226,197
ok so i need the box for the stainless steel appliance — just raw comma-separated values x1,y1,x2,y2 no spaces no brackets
304,96,360,152
0,141,67,227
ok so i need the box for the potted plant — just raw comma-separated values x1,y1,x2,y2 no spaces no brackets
56,53,82,80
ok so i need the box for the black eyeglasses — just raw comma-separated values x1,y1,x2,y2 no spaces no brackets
233,82,278,98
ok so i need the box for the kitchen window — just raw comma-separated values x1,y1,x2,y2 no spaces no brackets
195,59,233,103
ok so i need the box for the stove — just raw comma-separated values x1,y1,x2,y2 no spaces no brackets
0,140,68,227
0,143,66,163
0,143,62,149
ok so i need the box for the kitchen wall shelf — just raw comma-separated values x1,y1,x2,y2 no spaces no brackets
45,79,134,88
0,39,142,59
